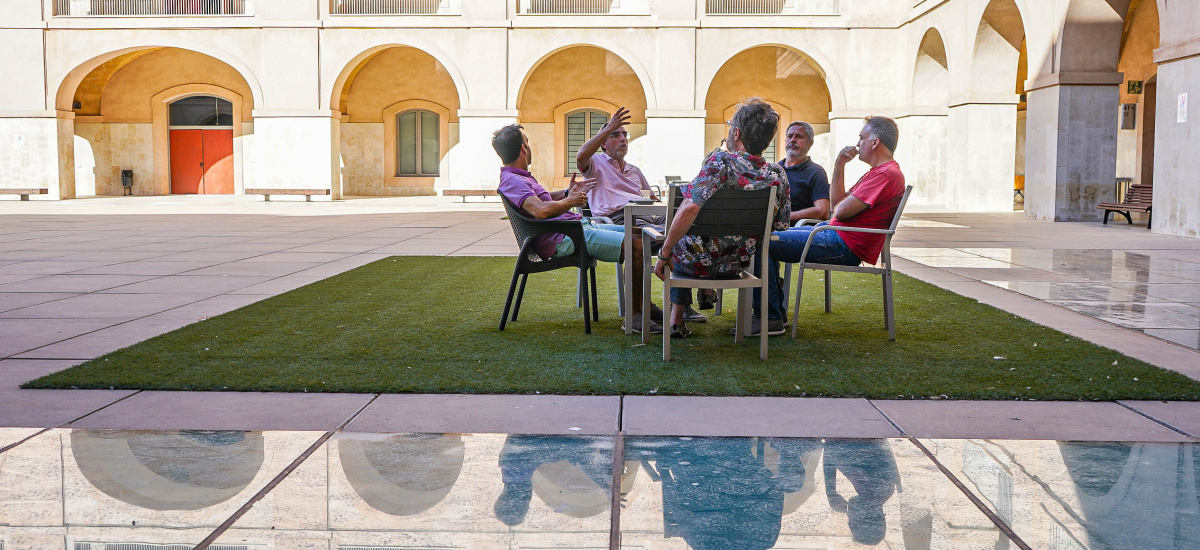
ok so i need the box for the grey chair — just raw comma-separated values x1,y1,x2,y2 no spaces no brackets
783,185,913,341
500,195,599,333
641,186,778,360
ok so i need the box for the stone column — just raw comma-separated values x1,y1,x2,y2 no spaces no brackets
0,111,76,200
1023,73,1123,222
895,113,949,207
251,110,340,200
632,112,706,186
1150,45,1200,236
946,102,1018,212
447,111,517,190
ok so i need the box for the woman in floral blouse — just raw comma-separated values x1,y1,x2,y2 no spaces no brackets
653,98,791,338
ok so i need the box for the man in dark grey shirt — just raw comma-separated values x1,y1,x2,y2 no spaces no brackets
780,121,830,223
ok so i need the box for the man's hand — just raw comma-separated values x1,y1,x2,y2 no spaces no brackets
601,106,631,136
565,173,594,208
836,146,858,166
654,256,671,281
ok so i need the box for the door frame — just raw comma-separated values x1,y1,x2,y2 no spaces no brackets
152,84,245,196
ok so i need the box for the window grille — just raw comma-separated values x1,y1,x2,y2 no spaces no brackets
705,0,838,15
566,110,610,176
330,0,445,14
397,110,440,176
54,0,249,16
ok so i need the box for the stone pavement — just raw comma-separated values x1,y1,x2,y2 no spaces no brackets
0,196,1198,440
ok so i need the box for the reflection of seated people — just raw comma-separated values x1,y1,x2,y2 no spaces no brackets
823,438,901,545
1059,441,1200,549
630,436,787,550
494,435,613,526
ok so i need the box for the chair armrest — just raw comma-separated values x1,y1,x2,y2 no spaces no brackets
813,225,894,236
590,215,615,225
793,218,823,227
642,227,665,241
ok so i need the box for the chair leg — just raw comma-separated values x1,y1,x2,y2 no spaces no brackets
662,279,671,360
782,263,792,306
1103,210,1111,224
512,274,529,322
824,270,832,313
590,266,599,321
714,289,724,316
580,267,592,334
883,272,895,341
791,268,805,339
759,286,768,360
616,261,625,318
499,266,522,330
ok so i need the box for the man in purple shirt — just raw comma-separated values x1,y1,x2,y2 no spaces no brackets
493,124,660,334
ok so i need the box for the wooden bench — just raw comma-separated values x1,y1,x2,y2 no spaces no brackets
1098,183,1152,226
244,188,330,202
0,188,48,201
443,189,498,203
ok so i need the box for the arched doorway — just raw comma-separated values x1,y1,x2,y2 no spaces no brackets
168,95,235,195
703,46,833,170
1116,0,1160,195
516,45,649,189
62,47,255,197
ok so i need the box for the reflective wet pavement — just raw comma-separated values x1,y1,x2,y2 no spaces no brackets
3,429,1198,549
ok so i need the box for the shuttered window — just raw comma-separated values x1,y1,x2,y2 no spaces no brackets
396,110,439,176
566,110,609,176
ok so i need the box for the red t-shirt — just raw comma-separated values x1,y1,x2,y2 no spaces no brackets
829,161,905,264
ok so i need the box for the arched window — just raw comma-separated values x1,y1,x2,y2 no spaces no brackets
565,109,609,175
396,109,439,176
169,96,233,127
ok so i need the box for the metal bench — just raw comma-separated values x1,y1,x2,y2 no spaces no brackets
1098,183,1152,227
443,189,498,203
0,188,48,201
244,188,330,202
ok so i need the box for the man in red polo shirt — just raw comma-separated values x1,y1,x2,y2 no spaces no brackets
752,116,906,336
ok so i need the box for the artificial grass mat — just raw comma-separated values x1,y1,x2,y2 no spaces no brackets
24,256,1200,400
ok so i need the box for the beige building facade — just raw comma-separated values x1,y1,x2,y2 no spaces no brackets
1,0,1197,237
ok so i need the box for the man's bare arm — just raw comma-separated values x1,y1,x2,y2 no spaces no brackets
790,198,830,222
522,177,594,219
576,106,630,174
832,195,869,222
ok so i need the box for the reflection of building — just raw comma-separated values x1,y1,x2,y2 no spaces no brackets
2,1,1198,237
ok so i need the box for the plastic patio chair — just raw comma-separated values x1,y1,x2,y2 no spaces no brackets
500,195,599,333
640,186,778,360
782,185,913,341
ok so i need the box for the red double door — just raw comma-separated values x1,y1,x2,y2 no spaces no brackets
169,129,234,194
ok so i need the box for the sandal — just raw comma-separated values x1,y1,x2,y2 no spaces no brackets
670,323,692,339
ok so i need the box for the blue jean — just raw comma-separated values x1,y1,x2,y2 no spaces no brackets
553,220,625,263
753,222,861,320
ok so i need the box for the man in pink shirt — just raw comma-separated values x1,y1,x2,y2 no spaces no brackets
577,107,709,323
576,106,661,225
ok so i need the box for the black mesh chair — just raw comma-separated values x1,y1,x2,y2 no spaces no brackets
500,195,599,333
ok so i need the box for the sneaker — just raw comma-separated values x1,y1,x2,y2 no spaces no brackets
697,289,717,310
629,313,663,335
730,316,786,337
650,303,664,323
670,323,692,339
683,305,708,323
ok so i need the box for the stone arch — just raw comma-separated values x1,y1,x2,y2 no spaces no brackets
912,27,950,108
512,42,656,112
54,45,263,113
61,48,258,197
515,45,651,188
969,0,1027,100
1058,0,1131,74
701,45,834,167
328,42,468,114
698,42,846,114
